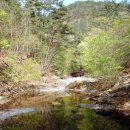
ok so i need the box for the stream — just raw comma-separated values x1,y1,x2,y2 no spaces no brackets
0,77,130,130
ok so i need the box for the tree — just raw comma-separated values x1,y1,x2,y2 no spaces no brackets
36,1,72,75
0,7,10,51
78,18,130,80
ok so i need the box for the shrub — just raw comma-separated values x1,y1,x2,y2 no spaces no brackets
78,19,130,79
5,54,42,82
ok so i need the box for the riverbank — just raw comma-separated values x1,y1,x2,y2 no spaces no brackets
67,74,130,122
0,74,130,124
0,77,97,109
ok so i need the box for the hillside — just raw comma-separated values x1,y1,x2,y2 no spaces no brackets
67,1,130,37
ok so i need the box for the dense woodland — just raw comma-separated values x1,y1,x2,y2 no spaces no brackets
1,1,130,129
0,0,130,84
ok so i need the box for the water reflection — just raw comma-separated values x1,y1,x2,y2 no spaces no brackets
1,95,129,130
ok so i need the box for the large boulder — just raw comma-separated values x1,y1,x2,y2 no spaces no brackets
98,75,130,105
67,78,104,96
95,75,130,120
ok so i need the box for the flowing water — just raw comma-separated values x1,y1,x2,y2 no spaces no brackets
0,77,130,130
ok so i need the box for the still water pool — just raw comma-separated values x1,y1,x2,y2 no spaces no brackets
0,94,130,130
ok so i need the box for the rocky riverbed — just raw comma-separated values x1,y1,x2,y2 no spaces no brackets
67,74,130,123
0,75,130,124
0,76,97,120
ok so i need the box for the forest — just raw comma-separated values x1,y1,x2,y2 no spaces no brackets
0,0,130,130
0,0,130,82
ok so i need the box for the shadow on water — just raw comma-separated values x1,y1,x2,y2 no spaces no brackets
1,94,130,130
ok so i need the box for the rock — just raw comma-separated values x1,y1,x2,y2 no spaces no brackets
67,78,98,90
95,74,130,121
51,75,59,80
123,102,130,109
98,75,130,104
70,70,86,77
0,108,37,121
74,89,96,93
0,96,10,105
111,75,130,92
67,78,105,97
76,104,116,115
0,96,4,100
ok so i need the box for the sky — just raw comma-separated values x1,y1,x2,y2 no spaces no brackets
63,0,87,6
63,0,124,5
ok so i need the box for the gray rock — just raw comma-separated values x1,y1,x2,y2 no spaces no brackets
76,104,116,115
0,108,37,121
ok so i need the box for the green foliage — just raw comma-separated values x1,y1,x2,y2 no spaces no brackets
79,39,121,79
0,9,10,27
53,46,82,76
68,0,130,39
1,0,130,83
0,8,10,51
5,55,42,82
0,39,10,50
79,19,130,79
0,9,7,16
68,1,109,37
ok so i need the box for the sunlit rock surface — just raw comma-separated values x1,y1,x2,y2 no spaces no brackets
39,77,97,93
0,108,36,121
